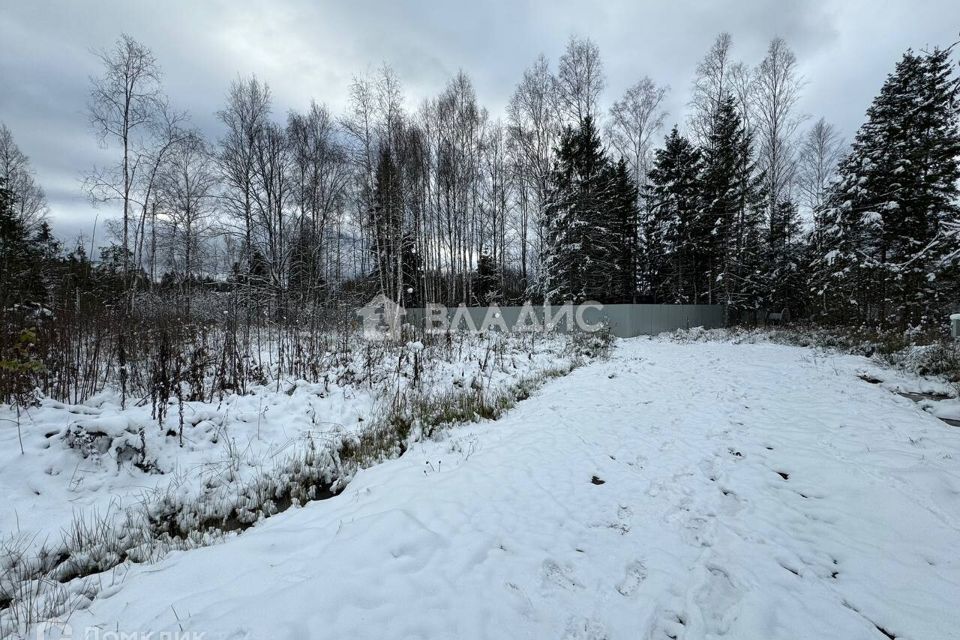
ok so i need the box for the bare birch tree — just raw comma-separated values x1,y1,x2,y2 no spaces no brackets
690,32,733,144
555,36,605,126
86,34,162,278
728,61,756,133
797,117,844,244
157,131,218,290
506,54,558,288
0,123,48,230
287,101,350,302
753,37,805,228
217,76,271,275
606,77,668,189
133,102,188,285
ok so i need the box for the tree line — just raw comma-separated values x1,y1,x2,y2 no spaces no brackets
1,32,958,335
635,36,960,331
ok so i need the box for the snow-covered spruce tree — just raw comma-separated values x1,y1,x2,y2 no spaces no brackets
540,116,642,304
0,178,54,311
911,47,960,323
643,127,703,303
539,172,572,303
608,158,640,303
475,253,502,304
541,116,623,303
0,179,47,421
814,47,960,329
699,95,765,314
766,199,807,316
0,177,24,302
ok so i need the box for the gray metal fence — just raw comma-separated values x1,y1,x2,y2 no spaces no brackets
404,304,725,338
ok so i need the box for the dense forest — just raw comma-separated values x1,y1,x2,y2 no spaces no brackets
1,32,959,404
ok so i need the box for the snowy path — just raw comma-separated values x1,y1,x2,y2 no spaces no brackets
61,339,960,640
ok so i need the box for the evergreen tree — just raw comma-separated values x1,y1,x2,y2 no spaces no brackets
0,178,48,309
370,146,405,300
95,244,146,297
369,146,423,307
815,47,960,328
608,158,640,303
288,217,325,304
59,241,93,306
699,96,765,312
766,199,806,316
643,127,703,302
475,253,501,304
541,116,623,303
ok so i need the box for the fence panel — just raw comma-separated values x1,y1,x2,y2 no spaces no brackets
403,304,725,338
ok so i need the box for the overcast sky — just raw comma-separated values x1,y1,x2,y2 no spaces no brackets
2,0,958,244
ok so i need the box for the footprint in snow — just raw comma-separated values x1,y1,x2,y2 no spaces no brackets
694,566,741,635
698,457,718,481
504,582,536,619
645,606,687,640
562,617,609,640
541,559,583,590
719,488,743,515
616,560,647,596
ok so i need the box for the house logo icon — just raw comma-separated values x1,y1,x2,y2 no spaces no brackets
356,293,405,340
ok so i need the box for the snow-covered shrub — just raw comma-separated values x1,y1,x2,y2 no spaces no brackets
880,342,960,381
571,325,614,358
0,534,73,638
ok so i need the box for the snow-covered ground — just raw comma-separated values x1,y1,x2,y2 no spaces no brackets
12,337,960,639
0,333,576,559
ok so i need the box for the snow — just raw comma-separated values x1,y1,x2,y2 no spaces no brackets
0,333,575,557
0,379,371,548
950,313,960,320
24,337,960,640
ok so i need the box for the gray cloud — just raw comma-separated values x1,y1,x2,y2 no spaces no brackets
2,0,958,242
